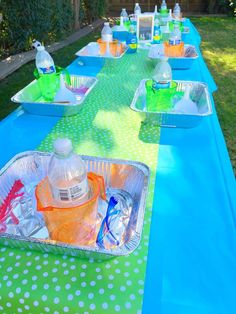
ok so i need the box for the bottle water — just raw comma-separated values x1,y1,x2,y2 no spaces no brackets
36,46,55,75
101,22,113,42
120,8,129,23
173,3,181,19
48,138,89,207
35,45,56,101
169,24,181,45
160,0,167,12
152,57,172,89
134,3,141,17
126,23,137,53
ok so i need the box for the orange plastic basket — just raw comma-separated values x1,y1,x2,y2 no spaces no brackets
36,172,106,246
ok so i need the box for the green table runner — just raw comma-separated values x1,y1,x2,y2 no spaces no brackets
0,50,160,313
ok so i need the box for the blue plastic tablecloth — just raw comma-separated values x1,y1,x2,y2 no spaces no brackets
0,20,236,314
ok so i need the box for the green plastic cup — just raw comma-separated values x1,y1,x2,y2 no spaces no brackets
145,80,178,112
34,66,71,102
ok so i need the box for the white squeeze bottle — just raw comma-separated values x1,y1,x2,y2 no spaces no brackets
101,22,113,42
48,138,89,207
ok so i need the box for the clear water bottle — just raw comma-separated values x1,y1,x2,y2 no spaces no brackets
152,57,172,89
169,24,181,45
173,3,181,19
134,3,141,17
48,138,89,207
36,45,57,101
120,8,129,23
101,22,113,42
36,45,56,75
161,0,167,12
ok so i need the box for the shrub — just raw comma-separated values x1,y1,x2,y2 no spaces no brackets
0,0,106,59
207,0,236,15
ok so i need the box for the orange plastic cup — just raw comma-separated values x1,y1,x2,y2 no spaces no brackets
36,172,106,246
164,41,184,57
97,38,123,56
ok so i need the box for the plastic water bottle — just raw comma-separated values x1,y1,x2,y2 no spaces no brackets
173,3,181,19
160,0,167,12
35,45,56,101
169,24,181,45
48,138,89,207
101,22,113,42
36,46,56,76
152,57,172,89
126,23,138,53
134,3,141,17
120,8,129,23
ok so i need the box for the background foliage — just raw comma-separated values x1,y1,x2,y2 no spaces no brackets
0,0,106,59
207,0,236,15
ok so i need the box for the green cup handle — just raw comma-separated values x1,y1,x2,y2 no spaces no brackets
33,66,71,86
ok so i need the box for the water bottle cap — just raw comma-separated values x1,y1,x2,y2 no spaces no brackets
54,138,73,156
37,46,45,51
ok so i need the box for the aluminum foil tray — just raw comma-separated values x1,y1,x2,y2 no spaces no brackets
0,152,149,259
75,42,127,67
130,80,212,128
148,44,198,69
11,75,98,117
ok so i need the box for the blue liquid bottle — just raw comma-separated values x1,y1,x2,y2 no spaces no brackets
126,24,138,54
153,6,161,44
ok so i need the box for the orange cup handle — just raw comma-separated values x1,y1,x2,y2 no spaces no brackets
87,172,106,200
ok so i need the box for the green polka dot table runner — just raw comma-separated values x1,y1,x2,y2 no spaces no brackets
0,50,160,313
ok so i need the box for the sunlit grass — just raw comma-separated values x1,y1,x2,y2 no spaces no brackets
192,17,236,175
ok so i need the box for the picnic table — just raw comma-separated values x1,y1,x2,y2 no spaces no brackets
0,19,236,314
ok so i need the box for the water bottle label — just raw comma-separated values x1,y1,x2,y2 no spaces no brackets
153,29,161,42
153,81,171,89
169,39,181,45
39,65,56,75
53,179,88,202
129,43,137,49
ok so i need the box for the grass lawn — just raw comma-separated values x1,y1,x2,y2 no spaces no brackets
0,30,100,120
191,17,236,175
0,18,235,174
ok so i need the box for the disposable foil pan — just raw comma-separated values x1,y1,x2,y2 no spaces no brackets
130,79,212,128
148,44,198,69
0,152,150,259
75,42,127,67
11,75,98,117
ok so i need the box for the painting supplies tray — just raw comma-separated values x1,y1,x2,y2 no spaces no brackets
11,75,98,117
0,152,149,260
130,79,212,128
148,44,198,69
